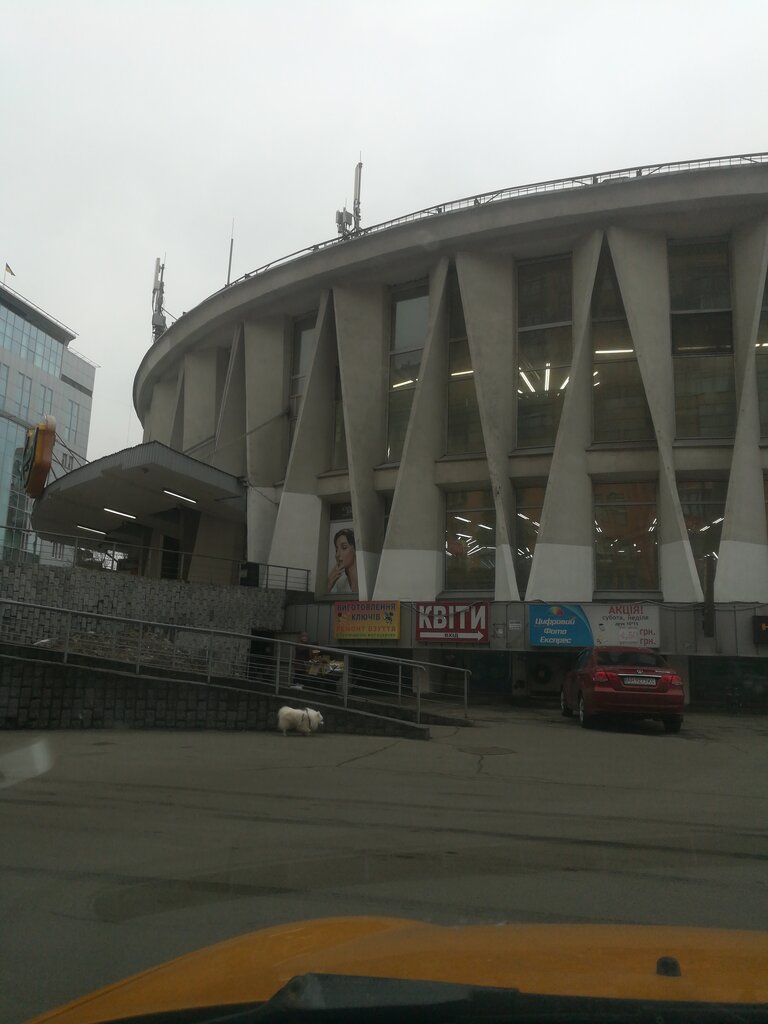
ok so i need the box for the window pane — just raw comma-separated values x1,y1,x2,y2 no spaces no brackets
518,325,571,371
445,491,495,590
447,378,483,455
591,250,626,320
594,482,658,590
392,292,429,352
386,387,412,462
517,388,566,447
678,481,727,592
292,321,315,379
515,486,544,596
390,351,421,387
757,344,768,438
593,360,654,442
592,320,634,358
671,311,733,354
674,354,736,438
517,258,571,328
449,337,472,374
668,241,731,311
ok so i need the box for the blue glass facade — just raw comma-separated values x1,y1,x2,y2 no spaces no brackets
0,289,94,561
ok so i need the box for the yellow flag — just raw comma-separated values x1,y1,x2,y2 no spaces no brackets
4,263,15,276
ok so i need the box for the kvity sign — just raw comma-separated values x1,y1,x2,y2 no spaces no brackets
416,601,489,643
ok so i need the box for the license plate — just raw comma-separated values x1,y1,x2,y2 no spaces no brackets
622,675,657,687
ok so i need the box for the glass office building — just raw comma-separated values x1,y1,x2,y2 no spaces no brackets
0,282,95,562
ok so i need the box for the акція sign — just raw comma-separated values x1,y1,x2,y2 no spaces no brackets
416,602,489,642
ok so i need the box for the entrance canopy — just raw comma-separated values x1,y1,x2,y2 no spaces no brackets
32,442,246,545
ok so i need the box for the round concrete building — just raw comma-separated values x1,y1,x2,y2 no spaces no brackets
38,154,768,702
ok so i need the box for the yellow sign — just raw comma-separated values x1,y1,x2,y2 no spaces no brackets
333,601,400,640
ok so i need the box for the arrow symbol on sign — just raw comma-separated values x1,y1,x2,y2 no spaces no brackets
419,631,485,640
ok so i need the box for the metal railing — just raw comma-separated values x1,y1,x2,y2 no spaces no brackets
0,599,470,723
0,527,310,592
209,152,768,293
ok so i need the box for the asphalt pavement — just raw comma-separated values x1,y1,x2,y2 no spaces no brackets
1,707,767,1022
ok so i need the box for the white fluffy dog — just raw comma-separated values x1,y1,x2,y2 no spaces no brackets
277,706,324,736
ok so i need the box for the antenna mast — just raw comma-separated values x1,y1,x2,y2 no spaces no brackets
151,258,167,344
336,157,363,237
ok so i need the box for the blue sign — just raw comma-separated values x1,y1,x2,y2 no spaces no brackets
528,604,593,647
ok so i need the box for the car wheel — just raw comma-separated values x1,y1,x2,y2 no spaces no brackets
663,716,682,734
578,694,592,729
560,689,573,717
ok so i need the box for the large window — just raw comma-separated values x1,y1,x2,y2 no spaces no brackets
592,248,653,443
514,485,545,597
64,399,81,444
445,490,495,591
594,482,658,591
289,316,315,446
0,362,7,410
669,241,735,439
678,480,727,595
330,363,348,470
446,267,483,455
517,257,572,447
36,384,53,420
756,268,768,437
387,285,429,462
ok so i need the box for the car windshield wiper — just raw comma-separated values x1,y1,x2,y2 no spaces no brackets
100,973,768,1024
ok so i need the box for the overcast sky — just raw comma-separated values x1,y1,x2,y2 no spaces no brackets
2,0,766,460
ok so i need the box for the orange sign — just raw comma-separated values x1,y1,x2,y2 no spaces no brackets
22,415,57,498
333,601,400,640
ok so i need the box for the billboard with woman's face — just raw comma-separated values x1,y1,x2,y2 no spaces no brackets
328,502,357,595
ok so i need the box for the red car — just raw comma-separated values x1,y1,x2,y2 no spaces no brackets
561,646,684,733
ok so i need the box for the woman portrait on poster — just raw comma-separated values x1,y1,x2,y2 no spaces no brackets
328,528,358,594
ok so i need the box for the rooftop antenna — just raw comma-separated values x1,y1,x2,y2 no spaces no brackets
151,257,167,344
336,156,363,237
226,218,235,286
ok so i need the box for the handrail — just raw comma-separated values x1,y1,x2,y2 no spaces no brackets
0,597,471,721
0,526,310,592
202,152,768,298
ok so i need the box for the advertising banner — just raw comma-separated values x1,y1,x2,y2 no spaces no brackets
529,603,660,648
328,502,357,595
333,601,400,640
416,601,489,643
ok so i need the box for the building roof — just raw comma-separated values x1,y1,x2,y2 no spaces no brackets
31,441,246,542
0,281,77,345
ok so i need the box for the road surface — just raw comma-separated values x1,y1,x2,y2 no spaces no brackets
1,708,766,1022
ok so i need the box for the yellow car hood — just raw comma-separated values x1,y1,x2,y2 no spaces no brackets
27,916,768,1023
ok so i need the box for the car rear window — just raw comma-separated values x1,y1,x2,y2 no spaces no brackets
596,650,667,668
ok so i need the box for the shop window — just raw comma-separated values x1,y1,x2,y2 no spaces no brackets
514,486,545,597
669,241,736,438
387,285,429,462
592,248,653,443
594,482,658,591
516,257,572,447
445,490,495,591
678,479,728,594
446,267,483,455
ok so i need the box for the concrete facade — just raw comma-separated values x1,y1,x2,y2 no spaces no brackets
124,160,768,671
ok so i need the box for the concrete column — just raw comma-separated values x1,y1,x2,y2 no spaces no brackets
608,226,703,602
374,260,449,600
456,252,518,600
269,293,335,592
212,324,247,476
182,349,219,459
334,283,389,599
526,232,602,601
716,218,768,601
143,374,179,444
